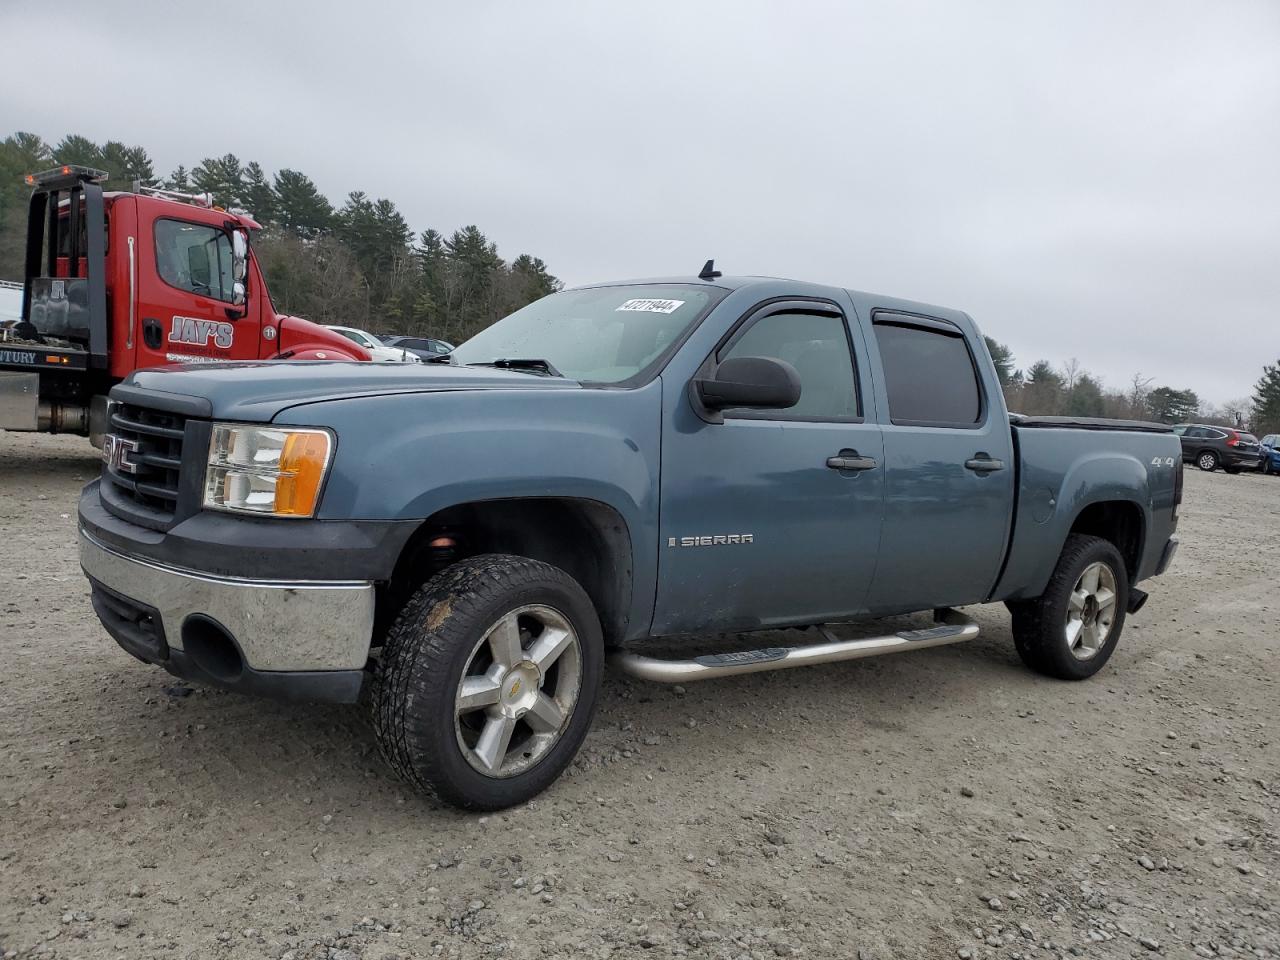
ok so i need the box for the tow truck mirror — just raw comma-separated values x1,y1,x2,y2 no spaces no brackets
231,229,249,282
694,356,802,412
231,280,246,307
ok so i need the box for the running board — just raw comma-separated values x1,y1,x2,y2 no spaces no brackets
612,609,980,683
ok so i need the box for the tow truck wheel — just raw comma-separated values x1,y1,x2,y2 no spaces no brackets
372,554,603,810
1007,534,1129,681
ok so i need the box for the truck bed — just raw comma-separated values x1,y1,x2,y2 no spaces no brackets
1010,414,1173,434
992,420,1181,603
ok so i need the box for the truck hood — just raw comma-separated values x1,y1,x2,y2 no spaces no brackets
119,360,581,422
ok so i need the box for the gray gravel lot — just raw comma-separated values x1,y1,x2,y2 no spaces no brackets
1,431,1277,960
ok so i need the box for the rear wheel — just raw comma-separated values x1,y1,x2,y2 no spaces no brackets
1009,534,1129,680
373,554,603,810
1196,451,1218,471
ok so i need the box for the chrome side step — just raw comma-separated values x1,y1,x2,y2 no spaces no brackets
612,609,980,683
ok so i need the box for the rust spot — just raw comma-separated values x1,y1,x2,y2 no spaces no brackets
425,600,453,630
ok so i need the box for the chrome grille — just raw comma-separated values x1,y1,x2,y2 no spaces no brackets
102,402,186,528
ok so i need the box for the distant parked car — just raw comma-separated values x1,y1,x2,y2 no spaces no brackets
326,326,421,363
377,335,455,360
1259,434,1280,475
1172,423,1262,473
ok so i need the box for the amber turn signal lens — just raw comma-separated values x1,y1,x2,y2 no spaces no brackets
274,432,331,516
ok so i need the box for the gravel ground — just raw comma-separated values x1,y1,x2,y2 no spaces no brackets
1,431,1277,960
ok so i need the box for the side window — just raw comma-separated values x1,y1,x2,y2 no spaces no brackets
873,318,982,426
718,311,858,420
154,219,235,302
1171,425,1188,436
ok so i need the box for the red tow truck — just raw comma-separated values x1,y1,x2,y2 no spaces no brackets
0,165,369,445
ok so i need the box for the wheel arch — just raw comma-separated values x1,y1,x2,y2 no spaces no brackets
377,496,634,647
1066,499,1145,581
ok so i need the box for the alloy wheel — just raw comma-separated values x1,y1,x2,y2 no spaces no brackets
1064,561,1118,660
453,605,582,778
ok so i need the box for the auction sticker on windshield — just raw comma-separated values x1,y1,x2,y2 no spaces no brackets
616,298,686,314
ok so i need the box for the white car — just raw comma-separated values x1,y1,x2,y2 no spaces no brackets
0,280,23,324
326,325,421,363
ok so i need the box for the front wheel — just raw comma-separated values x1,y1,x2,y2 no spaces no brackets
373,554,603,810
1008,534,1129,680
1196,451,1219,471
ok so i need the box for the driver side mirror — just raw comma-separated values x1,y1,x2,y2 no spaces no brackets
693,356,801,414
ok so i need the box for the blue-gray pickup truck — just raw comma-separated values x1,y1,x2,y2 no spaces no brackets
77,271,1182,809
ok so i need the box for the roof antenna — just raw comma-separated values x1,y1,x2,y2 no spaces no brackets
698,259,722,280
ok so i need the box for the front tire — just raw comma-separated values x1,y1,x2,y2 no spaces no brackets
1196,451,1219,471
1009,534,1129,680
373,554,604,810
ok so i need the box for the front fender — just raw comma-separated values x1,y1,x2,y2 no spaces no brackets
269,342,369,361
273,381,663,634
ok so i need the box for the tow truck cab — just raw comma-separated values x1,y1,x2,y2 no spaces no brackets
0,165,368,444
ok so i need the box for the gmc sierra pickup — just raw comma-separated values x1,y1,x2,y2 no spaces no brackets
77,269,1182,809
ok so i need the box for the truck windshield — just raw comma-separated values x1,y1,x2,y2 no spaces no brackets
450,284,722,384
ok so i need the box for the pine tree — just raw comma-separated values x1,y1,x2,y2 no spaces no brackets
53,134,103,169
1251,362,1280,437
272,169,333,237
1065,373,1106,417
1022,360,1066,415
99,141,155,189
191,154,244,208
166,165,190,190
983,336,1015,387
1146,386,1200,424
241,162,275,223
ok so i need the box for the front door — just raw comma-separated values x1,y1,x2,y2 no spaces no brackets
862,312,1015,613
133,207,260,370
653,300,885,635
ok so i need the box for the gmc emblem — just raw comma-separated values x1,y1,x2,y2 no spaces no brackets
102,434,140,474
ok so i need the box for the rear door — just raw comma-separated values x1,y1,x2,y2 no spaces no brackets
861,310,1015,613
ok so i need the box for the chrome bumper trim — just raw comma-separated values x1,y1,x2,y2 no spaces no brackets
79,529,375,671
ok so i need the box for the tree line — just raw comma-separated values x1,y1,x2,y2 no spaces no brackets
0,132,560,345
983,337,1280,437
2,131,1277,433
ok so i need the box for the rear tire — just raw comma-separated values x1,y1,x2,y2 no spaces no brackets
372,554,603,810
1196,451,1218,471
1009,534,1129,681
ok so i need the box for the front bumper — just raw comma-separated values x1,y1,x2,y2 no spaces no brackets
80,528,375,703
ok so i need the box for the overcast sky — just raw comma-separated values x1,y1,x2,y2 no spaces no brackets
3,0,1276,403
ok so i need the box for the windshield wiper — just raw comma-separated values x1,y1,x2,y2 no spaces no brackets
467,358,563,378
420,352,455,364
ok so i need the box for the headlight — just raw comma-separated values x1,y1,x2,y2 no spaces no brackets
203,424,333,518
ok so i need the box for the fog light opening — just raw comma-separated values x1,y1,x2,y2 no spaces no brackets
182,616,245,682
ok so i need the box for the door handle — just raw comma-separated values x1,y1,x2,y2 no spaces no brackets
965,456,1005,473
827,454,878,471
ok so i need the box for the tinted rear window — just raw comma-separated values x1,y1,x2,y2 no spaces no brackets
873,318,982,426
